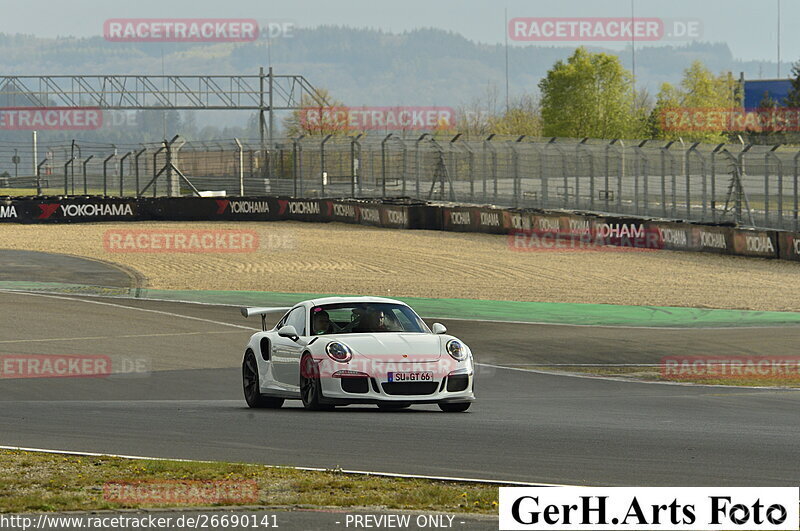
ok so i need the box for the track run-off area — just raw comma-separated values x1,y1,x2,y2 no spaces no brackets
0,250,799,486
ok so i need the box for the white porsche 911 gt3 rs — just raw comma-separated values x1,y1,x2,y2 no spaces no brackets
240,296,475,412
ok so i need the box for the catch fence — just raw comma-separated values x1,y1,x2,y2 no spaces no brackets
2,135,798,230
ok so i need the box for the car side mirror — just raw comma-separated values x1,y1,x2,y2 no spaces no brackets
278,325,299,340
432,323,447,334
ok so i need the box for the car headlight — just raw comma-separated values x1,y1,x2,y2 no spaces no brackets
326,341,352,363
446,339,467,361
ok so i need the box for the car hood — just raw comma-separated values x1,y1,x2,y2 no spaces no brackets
330,333,442,362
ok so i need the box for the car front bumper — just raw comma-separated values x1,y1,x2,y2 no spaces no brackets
317,359,475,405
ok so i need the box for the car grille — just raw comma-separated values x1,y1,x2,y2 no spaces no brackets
381,382,439,396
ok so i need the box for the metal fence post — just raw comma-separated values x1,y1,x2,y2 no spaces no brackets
71,142,81,195
439,139,447,200
164,140,173,197
64,157,74,196
320,134,332,197
82,155,94,195
525,142,541,208
510,141,519,208
604,139,620,213
234,138,244,196
543,138,558,208
169,137,184,197
149,145,166,197
736,144,755,227
765,145,782,229
448,134,461,200
415,134,430,199
710,143,724,223
545,139,568,209
119,151,132,197
634,141,649,215
415,134,428,198
134,148,146,198
687,143,704,220
511,135,524,208
36,158,47,195
381,133,394,198
659,141,674,218
794,151,800,232
461,140,475,202
484,135,498,203
102,153,115,197
577,138,591,211
721,148,755,227
617,140,625,213
351,134,363,198
400,137,408,197
292,135,304,197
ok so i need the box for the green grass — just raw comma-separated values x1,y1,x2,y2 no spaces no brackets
5,282,800,329
0,450,499,514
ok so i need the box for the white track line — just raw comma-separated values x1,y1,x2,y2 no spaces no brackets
0,445,572,487
0,290,258,331
478,363,800,391
0,330,239,344
3,287,797,330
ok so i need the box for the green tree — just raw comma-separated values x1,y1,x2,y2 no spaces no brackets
649,60,737,143
489,95,542,136
539,47,639,139
785,61,800,108
282,89,353,137
749,90,786,141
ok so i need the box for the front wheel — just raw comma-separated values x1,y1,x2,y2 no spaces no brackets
243,351,284,409
300,354,333,411
438,402,471,413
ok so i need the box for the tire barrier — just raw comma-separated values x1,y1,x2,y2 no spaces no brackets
1,194,797,262
1,197,139,223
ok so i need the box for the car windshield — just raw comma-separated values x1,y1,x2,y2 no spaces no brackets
309,302,427,335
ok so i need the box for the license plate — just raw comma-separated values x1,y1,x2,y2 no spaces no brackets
388,371,434,382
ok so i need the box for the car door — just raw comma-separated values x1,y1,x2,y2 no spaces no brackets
270,306,308,390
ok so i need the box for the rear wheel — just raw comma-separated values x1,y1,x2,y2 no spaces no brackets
243,351,284,409
300,354,333,411
438,402,471,413
377,402,411,411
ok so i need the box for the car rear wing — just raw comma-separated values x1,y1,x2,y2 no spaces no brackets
240,306,292,331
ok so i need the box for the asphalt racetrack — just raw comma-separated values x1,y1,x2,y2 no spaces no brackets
0,251,799,486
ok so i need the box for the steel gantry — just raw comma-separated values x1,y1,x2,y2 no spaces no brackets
0,67,329,148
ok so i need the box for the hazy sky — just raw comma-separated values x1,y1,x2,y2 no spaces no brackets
3,0,792,64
